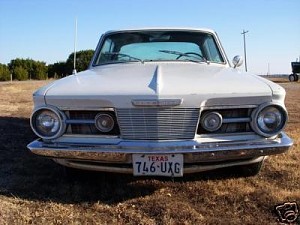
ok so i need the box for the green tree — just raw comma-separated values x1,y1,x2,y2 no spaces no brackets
6,49,94,81
0,63,11,81
14,66,28,80
32,61,47,80
48,61,67,78
9,58,31,72
9,58,47,80
66,50,94,74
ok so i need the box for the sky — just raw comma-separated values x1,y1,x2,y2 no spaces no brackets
0,0,299,74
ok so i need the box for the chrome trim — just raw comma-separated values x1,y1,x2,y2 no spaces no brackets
132,99,183,107
222,117,251,123
30,106,66,140
53,156,266,174
28,132,292,164
66,119,94,124
200,111,223,132
60,107,115,111
116,108,199,140
197,132,256,139
201,104,257,110
95,113,115,132
250,103,288,137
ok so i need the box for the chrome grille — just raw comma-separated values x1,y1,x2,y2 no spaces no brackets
116,108,200,140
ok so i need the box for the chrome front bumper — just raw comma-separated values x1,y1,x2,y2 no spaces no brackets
27,132,293,173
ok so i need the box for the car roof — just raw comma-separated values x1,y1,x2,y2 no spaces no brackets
103,27,216,35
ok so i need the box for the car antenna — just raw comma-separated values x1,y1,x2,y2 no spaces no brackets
72,18,77,75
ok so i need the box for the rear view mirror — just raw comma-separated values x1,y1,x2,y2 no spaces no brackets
232,55,243,68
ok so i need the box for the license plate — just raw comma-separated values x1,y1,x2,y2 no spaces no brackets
132,154,183,177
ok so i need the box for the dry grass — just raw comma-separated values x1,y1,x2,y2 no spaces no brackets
0,79,299,224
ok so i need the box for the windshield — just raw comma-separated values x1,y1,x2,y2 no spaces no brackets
93,30,225,66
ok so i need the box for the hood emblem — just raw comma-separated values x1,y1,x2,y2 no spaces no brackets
132,99,183,107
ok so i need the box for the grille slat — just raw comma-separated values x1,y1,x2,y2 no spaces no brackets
117,108,199,140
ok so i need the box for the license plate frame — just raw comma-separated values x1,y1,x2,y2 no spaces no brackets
132,154,183,177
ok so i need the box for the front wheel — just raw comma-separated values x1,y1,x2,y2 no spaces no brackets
289,74,296,82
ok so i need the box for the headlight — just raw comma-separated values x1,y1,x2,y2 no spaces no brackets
200,112,223,132
95,113,115,132
31,106,66,139
251,104,287,137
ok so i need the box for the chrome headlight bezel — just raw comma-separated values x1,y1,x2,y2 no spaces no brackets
95,113,115,133
30,106,66,140
200,111,223,132
251,103,287,137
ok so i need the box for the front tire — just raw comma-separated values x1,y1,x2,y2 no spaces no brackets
289,74,296,82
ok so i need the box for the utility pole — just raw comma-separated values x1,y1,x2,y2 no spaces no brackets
241,29,249,72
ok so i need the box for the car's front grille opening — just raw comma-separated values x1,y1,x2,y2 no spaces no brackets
116,108,200,140
65,111,120,136
197,108,254,135
63,107,254,138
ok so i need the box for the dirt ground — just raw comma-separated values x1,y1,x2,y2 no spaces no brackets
0,78,299,224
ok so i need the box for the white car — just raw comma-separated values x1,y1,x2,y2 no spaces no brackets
27,28,293,177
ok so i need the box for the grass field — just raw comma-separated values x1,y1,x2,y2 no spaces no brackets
0,79,299,224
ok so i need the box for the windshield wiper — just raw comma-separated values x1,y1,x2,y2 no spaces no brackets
105,52,144,63
159,50,209,64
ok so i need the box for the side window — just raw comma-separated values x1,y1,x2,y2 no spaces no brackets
204,36,223,63
101,38,113,53
98,38,114,63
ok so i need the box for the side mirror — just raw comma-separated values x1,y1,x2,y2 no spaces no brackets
232,55,243,68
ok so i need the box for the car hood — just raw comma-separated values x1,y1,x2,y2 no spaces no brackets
38,63,279,109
